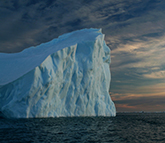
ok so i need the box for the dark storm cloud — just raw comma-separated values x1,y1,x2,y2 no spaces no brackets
0,0,86,52
1,0,164,52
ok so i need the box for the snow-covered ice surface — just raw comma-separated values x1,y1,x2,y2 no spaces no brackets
0,28,116,118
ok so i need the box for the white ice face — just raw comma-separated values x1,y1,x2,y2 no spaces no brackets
0,28,116,118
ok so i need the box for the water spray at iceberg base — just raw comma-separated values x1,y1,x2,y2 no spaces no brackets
0,29,116,118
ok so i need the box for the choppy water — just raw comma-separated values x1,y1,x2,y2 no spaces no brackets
0,113,165,143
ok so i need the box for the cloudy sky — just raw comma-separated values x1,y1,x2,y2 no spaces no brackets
0,0,165,112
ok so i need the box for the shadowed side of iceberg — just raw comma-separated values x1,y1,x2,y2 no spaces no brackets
0,29,116,118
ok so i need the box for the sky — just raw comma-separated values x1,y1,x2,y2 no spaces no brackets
0,0,165,112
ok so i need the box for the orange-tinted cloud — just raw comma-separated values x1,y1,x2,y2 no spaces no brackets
115,103,165,112
111,92,165,112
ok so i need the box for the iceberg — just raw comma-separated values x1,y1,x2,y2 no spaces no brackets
0,28,116,118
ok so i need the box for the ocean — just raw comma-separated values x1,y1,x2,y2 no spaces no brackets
0,113,165,143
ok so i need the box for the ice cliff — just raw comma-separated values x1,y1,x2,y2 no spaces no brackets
0,28,116,118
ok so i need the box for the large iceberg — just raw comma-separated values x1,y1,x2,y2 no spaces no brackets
0,28,116,118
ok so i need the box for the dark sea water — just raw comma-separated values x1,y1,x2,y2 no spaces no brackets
0,113,165,143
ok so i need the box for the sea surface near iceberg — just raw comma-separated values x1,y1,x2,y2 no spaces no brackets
0,113,165,143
